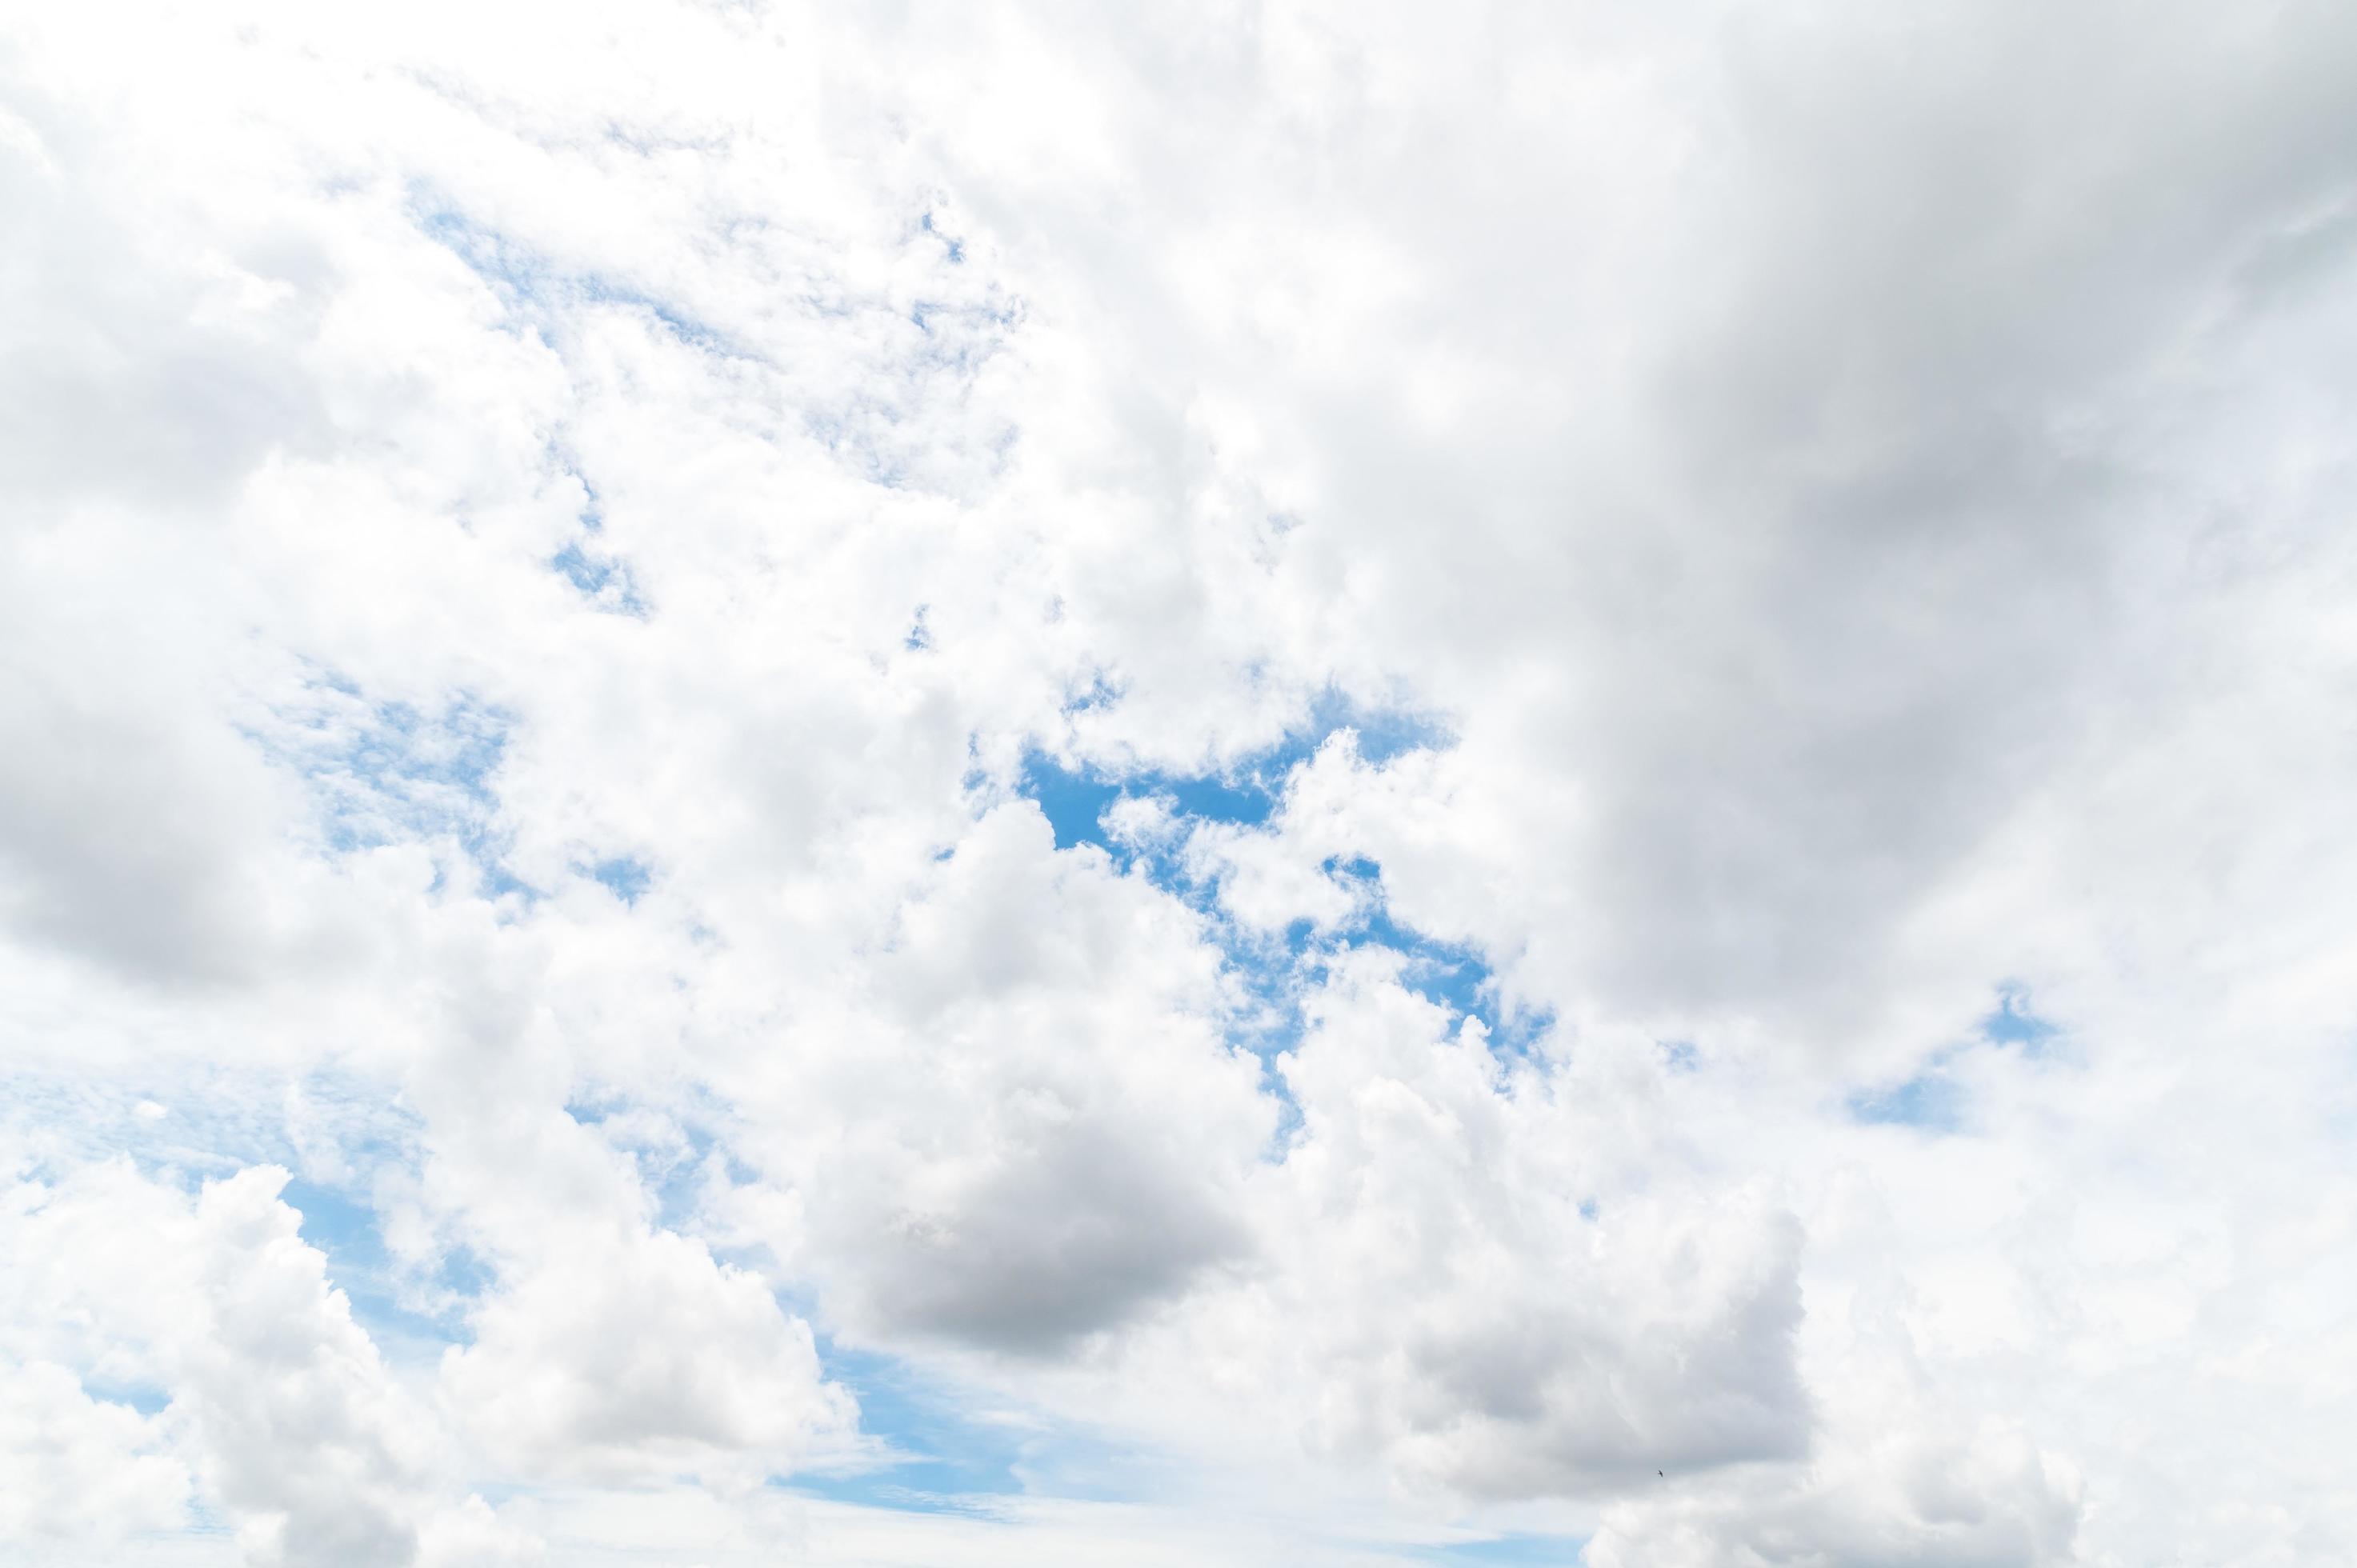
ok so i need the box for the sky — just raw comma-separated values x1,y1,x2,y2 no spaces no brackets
3,2,2356,1563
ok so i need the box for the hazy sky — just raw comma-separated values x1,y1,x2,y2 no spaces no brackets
6,3,2357,1564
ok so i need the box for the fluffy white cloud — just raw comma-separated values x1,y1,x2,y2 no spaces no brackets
0,1359,188,1549
752,805,1275,1354
0,1160,534,1565
6,0,2357,1563
440,1221,851,1487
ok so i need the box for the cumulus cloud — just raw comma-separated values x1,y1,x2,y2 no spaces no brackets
1263,960,1811,1495
0,1359,188,1549
6,0,2357,1563
440,1222,851,1487
0,1161,524,1564
746,805,1273,1354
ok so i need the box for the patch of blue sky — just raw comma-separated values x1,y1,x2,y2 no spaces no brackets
533,435,606,526
583,854,653,905
1299,686,1455,766
1981,981,2058,1052
109,1086,472,1355
3,1077,230,1182
537,442,652,615
2,1061,414,1190
1847,1069,1967,1133
169,1497,234,1542
1047,682,1447,826
353,696,503,793
1354,912,1554,1059
795,1342,1027,1511
262,676,534,902
2,1066,466,1399
412,198,743,360
80,1380,172,1418
1013,695,1566,1108
419,187,1011,510
1312,857,1551,1054
1018,752,1274,855
1848,982,2069,1130
920,210,966,265
424,197,998,493
550,540,650,618
572,469,605,530
1012,696,1555,1071
1202,942,1316,1134
1348,904,1497,1024
802,1343,1166,1516
644,1136,716,1238
1017,756,1116,850
1051,678,1443,776
1018,690,1448,854
280,1174,483,1361
562,1094,742,1238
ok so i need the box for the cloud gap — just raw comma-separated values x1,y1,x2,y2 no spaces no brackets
258,674,534,902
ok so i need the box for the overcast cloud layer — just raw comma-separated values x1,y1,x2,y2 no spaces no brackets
5,2,2357,1563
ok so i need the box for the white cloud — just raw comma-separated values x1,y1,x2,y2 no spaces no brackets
6,0,2357,1562
439,1222,852,1488
0,1160,531,1566
739,804,1275,1354
0,1359,189,1549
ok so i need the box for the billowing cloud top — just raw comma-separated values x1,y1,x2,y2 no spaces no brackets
5,2,2356,1564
